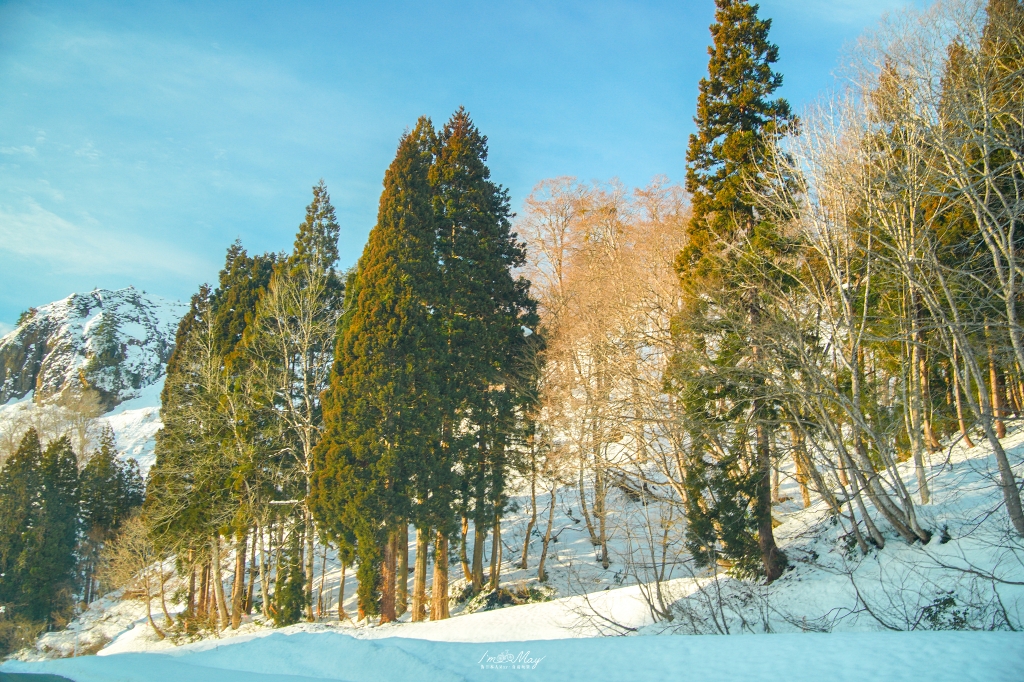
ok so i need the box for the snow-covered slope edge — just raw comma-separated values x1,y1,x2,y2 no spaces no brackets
3,626,1022,681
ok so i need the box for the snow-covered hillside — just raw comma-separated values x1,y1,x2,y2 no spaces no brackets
5,420,1023,680
0,288,184,470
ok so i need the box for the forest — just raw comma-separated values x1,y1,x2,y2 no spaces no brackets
1,0,1022,653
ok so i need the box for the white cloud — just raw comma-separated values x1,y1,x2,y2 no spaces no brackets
0,321,13,338
0,145,37,156
38,180,64,203
0,198,206,280
74,140,100,160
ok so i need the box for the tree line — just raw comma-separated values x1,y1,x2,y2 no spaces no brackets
4,0,1020,644
138,108,538,634
0,427,143,654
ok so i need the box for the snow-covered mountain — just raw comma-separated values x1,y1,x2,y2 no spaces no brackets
0,288,185,471
0,287,186,409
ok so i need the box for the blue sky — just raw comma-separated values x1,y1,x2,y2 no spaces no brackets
0,0,915,332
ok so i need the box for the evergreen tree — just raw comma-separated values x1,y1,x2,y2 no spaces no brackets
146,285,235,595
80,427,144,604
272,517,309,626
17,436,79,624
313,118,442,622
212,241,278,368
290,178,341,274
0,430,43,614
432,108,539,595
81,427,144,540
675,0,796,582
149,241,280,628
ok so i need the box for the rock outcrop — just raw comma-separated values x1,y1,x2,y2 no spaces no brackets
0,288,186,409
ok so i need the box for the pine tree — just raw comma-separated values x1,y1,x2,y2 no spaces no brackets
18,436,80,624
431,108,539,597
290,179,341,274
313,118,443,623
80,427,143,604
0,430,43,614
675,0,796,582
272,516,308,626
212,241,277,368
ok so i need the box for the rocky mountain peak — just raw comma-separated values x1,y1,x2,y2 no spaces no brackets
0,287,186,409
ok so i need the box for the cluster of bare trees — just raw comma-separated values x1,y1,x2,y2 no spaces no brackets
519,177,691,595
748,0,1024,547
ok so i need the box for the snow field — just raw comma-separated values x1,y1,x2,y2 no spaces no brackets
4,629,1023,682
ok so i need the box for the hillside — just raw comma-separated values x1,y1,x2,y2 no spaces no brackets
4,420,1022,679
0,287,184,409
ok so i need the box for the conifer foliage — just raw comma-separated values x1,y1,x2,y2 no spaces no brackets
145,181,343,633
674,0,796,582
314,109,538,622
0,426,142,650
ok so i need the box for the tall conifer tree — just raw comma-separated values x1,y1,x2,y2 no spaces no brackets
675,0,795,582
313,118,442,622
0,430,43,615
431,108,539,597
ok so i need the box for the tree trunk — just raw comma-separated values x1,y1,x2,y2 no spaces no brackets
788,423,811,508
538,482,558,582
379,528,397,624
1006,367,1021,416
186,551,196,623
198,562,209,621
411,527,428,622
471,521,486,592
397,522,408,616
595,459,609,569
305,509,315,622
536,477,561,577
212,535,230,631
909,311,931,504
953,341,976,448
230,532,247,629
489,516,501,591
755,419,786,582
258,522,271,619
993,364,1008,439
459,516,471,582
431,531,449,620
144,570,166,640
317,542,328,618
159,564,173,627
338,561,348,621
245,532,257,615
920,347,941,452
521,454,538,569
578,459,599,545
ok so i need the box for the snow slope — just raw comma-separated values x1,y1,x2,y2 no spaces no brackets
3,629,1022,682
4,353,1024,679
